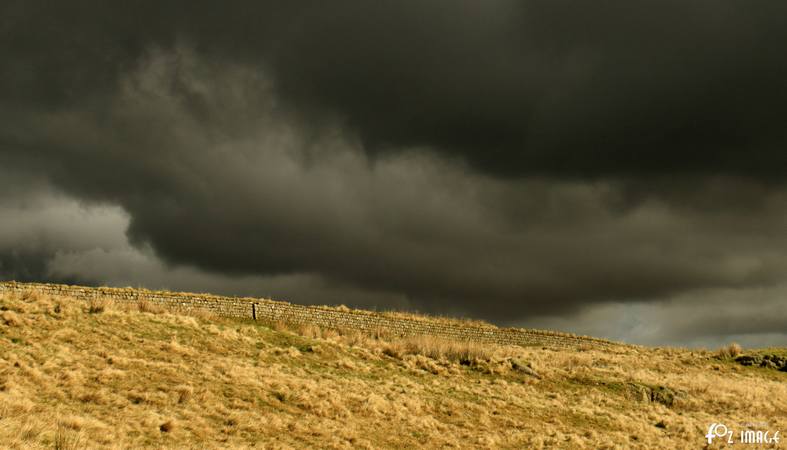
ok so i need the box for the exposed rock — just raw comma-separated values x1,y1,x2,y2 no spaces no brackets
763,354,786,367
510,359,542,379
627,383,652,402
575,378,684,407
736,354,787,371
735,355,762,366
761,360,779,370
649,386,676,407
623,383,677,406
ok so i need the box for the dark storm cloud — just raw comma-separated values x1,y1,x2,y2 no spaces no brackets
4,1,787,178
0,249,89,286
269,1,787,179
3,51,787,321
0,250,51,282
2,1,787,345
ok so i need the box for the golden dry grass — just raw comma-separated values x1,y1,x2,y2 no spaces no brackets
716,342,743,359
0,289,785,449
379,309,496,328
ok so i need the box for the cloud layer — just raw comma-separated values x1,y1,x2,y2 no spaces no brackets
2,1,786,346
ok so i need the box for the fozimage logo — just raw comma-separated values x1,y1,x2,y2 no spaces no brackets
706,423,732,444
706,422,780,445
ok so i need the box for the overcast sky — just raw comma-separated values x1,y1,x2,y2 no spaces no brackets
2,1,787,347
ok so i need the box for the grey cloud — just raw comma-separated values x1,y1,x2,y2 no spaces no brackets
0,192,412,309
519,286,787,348
3,49,787,324
0,184,123,285
47,246,415,312
21,192,785,348
2,3,787,346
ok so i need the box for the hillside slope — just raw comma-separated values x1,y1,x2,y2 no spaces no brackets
0,282,620,349
0,289,785,449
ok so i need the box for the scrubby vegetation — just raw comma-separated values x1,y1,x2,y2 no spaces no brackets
716,342,743,359
0,290,785,448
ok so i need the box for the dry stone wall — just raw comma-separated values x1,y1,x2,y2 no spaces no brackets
0,281,622,348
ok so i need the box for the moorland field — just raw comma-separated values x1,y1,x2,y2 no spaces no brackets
0,287,785,448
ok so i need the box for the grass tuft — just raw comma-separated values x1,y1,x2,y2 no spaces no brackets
137,300,165,314
54,425,82,450
88,298,111,314
716,342,743,359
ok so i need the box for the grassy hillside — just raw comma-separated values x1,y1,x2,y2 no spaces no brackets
0,289,785,449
